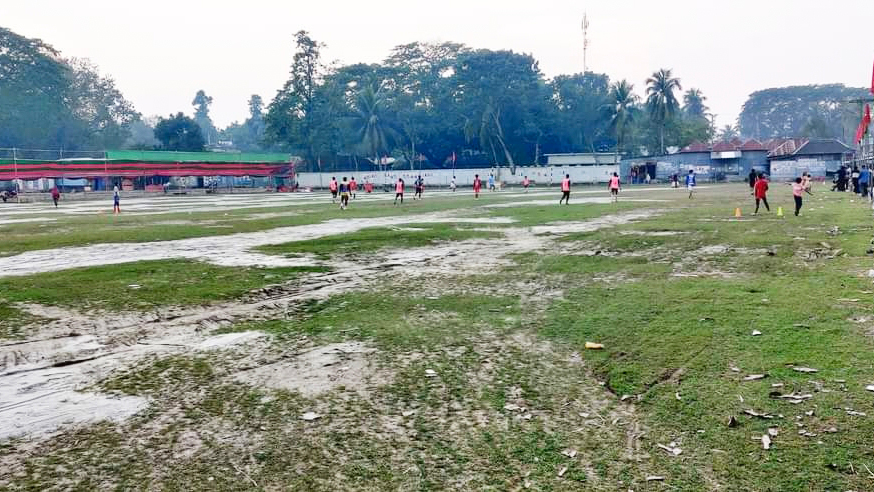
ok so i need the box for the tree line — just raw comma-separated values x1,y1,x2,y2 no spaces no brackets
1,26,867,170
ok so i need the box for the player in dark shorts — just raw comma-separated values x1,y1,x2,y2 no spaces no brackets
394,178,405,205
414,175,424,200
339,177,350,210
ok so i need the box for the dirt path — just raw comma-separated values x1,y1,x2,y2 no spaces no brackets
0,209,658,441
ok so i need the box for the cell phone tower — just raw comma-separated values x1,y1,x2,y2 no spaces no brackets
582,12,589,73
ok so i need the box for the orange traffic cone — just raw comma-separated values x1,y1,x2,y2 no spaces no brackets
734,207,742,218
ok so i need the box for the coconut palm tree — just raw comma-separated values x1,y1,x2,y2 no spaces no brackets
646,69,682,154
606,80,637,158
718,124,739,142
683,88,709,120
352,85,391,171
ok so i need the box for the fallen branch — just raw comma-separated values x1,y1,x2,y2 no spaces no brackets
232,463,258,488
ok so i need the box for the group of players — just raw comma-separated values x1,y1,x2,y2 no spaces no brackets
326,171,633,208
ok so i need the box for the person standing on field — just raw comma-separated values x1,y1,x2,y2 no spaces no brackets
748,168,757,191
792,177,804,216
414,175,424,200
685,170,696,199
488,174,496,192
608,172,621,203
559,174,571,205
753,172,770,215
394,178,404,205
859,166,870,199
450,176,457,192
473,174,482,199
523,176,530,192
349,176,358,199
338,177,351,210
329,177,338,203
112,185,121,214
51,186,60,208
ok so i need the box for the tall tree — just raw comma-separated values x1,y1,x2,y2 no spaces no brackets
192,90,216,145
454,49,545,174
350,85,392,170
0,27,138,150
551,73,611,153
264,31,328,168
682,88,708,120
646,69,682,154
739,84,867,141
717,124,739,142
154,113,205,151
605,80,637,156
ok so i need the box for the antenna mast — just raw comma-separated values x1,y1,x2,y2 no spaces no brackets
582,13,589,73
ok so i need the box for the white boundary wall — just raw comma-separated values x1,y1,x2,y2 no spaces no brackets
296,165,619,189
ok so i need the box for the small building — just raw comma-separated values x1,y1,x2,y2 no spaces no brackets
620,139,769,182
767,138,854,180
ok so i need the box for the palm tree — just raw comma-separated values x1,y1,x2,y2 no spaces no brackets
606,80,637,158
683,88,708,120
352,85,391,172
646,69,682,154
718,124,739,142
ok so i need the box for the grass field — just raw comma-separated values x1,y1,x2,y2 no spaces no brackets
2,184,874,490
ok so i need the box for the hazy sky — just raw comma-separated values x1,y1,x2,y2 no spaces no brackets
4,0,873,129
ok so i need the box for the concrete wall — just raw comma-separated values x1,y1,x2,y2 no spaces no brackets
769,157,840,180
295,165,620,189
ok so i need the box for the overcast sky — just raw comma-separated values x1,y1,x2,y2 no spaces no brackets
4,0,873,129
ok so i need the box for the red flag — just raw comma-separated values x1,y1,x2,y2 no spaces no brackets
856,122,865,144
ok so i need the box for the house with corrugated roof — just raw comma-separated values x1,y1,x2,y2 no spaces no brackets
766,138,854,180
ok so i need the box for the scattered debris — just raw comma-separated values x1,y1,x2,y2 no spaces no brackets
127,284,141,289
805,410,815,417
837,299,860,303
504,403,523,412
761,434,771,450
424,369,438,378
793,323,810,328
775,393,813,401
752,330,762,336
730,366,741,373
657,443,683,456
846,410,867,417
578,412,590,418
825,427,838,433
738,395,744,403
743,374,767,381
646,476,665,482
557,467,568,478
675,392,682,401
866,385,874,392
767,428,779,437
300,412,321,421
402,410,416,417
744,409,775,419
620,394,632,402
798,430,818,438
585,342,604,349
727,416,739,428
771,383,784,388
793,367,818,373
561,449,578,458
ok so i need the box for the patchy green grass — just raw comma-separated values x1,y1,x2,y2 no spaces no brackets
8,185,874,491
0,191,531,256
0,260,327,311
0,303,44,338
256,224,501,258
227,292,520,351
486,201,640,227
